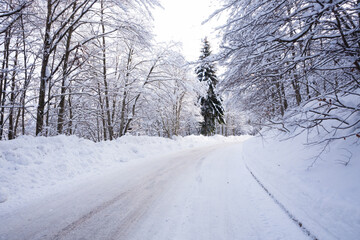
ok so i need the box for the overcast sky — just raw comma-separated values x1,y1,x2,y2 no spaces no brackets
152,0,224,62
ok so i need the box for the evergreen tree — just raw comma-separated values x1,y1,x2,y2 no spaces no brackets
195,38,225,136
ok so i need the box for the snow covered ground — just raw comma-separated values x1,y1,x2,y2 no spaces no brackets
0,135,245,211
243,131,360,240
0,133,359,239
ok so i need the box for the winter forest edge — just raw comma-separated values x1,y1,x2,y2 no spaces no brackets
0,0,359,148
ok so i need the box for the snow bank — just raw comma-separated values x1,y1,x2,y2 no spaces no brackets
0,134,246,210
243,131,360,240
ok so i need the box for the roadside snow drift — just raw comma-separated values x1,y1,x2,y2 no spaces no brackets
243,131,360,240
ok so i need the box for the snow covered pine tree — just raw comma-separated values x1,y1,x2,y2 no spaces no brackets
195,38,225,136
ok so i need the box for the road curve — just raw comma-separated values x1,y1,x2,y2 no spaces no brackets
1,143,309,240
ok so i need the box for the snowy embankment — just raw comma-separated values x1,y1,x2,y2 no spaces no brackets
0,134,244,211
243,131,360,240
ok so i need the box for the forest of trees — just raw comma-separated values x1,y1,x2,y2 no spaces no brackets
0,0,212,141
213,0,360,144
1,0,358,143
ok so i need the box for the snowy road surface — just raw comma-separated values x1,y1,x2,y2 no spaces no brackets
1,143,310,240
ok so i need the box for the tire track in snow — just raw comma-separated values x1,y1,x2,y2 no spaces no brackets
246,165,319,240
110,159,193,240
51,191,130,240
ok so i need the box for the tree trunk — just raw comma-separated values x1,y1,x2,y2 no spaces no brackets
19,13,29,136
100,0,113,140
8,45,18,140
36,0,53,136
0,28,11,140
119,48,133,136
97,82,107,140
57,2,76,134
67,89,73,135
291,79,302,106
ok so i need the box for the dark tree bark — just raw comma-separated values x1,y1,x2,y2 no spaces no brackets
8,43,18,140
0,28,11,140
100,0,114,140
57,2,77,134
36,0,53,136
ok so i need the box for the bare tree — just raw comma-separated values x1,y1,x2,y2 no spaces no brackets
35,0,98,136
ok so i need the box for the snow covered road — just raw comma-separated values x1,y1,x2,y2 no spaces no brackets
1,143,310,240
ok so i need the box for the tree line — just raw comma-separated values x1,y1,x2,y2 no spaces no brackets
5,0,353,142
0,0,211,141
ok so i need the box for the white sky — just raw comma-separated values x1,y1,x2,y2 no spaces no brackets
152,0,224,62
